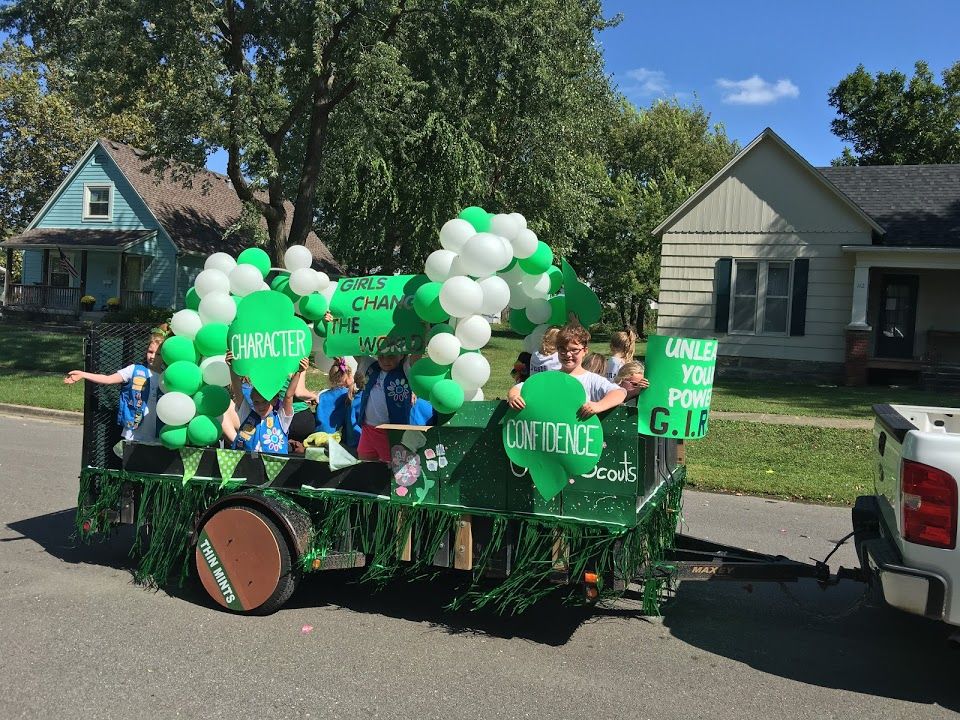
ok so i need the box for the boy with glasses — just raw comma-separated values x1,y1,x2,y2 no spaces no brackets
507,325,627,419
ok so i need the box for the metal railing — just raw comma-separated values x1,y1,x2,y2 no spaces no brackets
120,289,155,310
8,284,81,312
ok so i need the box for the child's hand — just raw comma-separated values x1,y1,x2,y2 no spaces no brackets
507,393,525,410
636,377,650,390
298,357,309,373
577,401,599,419
225,350,234,365
323,311,333,323
64,370,83,384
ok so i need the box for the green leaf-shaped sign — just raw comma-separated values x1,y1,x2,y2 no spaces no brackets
227,290,313,401
561,258,602,327
502,372,604,501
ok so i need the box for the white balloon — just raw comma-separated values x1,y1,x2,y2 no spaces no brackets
522,334,540,354
525,298,551,324
478,276,511,315
259,281,270,291
452,351,491,388
509,212,527,231
198,291,237,325
320,282,337,302
315,272,330,292
512,228,539,259
469,387,484,401
521,272,552,299
507,281,529,310
490,213,520,242
439,218,475,253
289,267,318,296
200,355,231,386
460,233,502,278
194,268,231,298
426,332,462,366
204,252,237,276
156,391,197,426
455,314,492,351
284,245,313,272
170,309,202,340
496,236,514,270
425,249,458,283
229,264,263,297
158,374,169,394
439,276,483,318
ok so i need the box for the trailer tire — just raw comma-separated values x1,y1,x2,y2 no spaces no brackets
195,505,298,615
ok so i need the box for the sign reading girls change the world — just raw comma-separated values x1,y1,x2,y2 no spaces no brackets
227,290,313,401
324,275,428,357
637,335,718,439
502,372,604,501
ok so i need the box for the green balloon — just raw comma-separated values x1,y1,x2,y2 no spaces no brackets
232,294,242,308
194,322,229,358
270,273,300,301
185,287,201,311
428,323,455,339
509,308,537,336
237,247,271,279
502,257,518,272
193,384,231,416
161,335,198,365
408,358,451,398
187,414,221,446
518,241,554,275
413,282,449,323
546,266,563,294
298,293,328,322
159,424,187,450
548,295,567,326
164,360,203,395
430,379,464,415
458,206,491,233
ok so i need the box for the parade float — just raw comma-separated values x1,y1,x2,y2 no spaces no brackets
75,208,717,615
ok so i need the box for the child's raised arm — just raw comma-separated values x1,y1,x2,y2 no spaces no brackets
284,358,309,416
224,350,244,408
64,370,123,385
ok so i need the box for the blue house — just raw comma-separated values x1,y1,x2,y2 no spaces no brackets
1,138,340,316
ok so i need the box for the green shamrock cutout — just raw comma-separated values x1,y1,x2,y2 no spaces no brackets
227,290,313,401
561,258,602,327
502,371,604,501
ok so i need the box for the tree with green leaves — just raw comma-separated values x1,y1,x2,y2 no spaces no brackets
572,100,737,332
828,60,960,166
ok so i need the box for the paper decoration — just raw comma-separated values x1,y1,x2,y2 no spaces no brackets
323,275,428,357
262,454,289,484
637,335,717,439
180,446,204,485
502,372,604,501
561,259,602,327
227,290,313,401
328,438,362,471
216,448,245,488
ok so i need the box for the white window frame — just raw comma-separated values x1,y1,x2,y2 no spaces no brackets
82,183,113,221
728,259,793,337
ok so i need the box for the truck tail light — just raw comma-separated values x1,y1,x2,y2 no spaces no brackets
902,459,958,549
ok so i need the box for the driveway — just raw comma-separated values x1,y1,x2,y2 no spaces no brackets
0,413,956,719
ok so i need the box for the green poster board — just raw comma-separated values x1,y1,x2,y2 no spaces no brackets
323,275,429,357
637,335,718,439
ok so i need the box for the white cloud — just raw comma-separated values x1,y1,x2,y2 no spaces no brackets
716,75,799,105
624,67,670,97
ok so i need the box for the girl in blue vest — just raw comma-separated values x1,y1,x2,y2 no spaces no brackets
313,357,364,453
224,351,308,455
64,326,168,442
356,353,435,462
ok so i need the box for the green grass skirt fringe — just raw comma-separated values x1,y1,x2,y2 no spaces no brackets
76,468,683,614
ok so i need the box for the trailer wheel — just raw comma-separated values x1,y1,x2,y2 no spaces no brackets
195,505,298,615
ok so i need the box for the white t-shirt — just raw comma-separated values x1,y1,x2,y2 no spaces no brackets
363,358,413,426
117,364,158,442
605,356,624,381
514,370,626,404
530,351,560,374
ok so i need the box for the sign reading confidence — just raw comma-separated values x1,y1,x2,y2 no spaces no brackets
323,275,429,357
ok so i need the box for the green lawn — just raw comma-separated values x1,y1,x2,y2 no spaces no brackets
0,324,86,411
684,420,872,505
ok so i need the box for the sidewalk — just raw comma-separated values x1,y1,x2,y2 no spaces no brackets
711,410,871,430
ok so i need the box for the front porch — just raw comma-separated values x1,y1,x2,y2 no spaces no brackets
843,246,960,388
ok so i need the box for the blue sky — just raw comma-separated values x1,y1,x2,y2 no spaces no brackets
600,0,960,166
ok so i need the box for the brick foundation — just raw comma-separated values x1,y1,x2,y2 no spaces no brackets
844,327,872,386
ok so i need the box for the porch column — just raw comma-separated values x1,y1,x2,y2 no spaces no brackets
848,265,871,329
2,248,11,305
80,250,88,297
845,264,872,386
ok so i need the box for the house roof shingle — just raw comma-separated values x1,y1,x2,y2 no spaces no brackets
99,139,342,274
818,164,960,247
0,227,155,249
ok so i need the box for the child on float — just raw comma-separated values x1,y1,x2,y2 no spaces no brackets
582,351,606,375
280,369,320,443
507,324,626,419
223,350,308,454
529,327,560,374
606,330,636,381
511,351,532,385
615,360,650,406
64,325,169,442
315,357,364,453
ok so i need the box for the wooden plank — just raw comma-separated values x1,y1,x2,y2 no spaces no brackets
398,511,412,561
552,529,569,572
453,515,473,570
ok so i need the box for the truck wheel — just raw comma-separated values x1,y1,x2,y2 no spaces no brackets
195,505,298,615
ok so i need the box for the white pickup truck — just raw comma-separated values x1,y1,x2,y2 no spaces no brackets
854,404,960,625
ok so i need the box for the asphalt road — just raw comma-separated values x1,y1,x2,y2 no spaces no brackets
1,413,957,719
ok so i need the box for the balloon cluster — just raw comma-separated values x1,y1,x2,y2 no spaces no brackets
157,246,333,449
407,206,565,414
